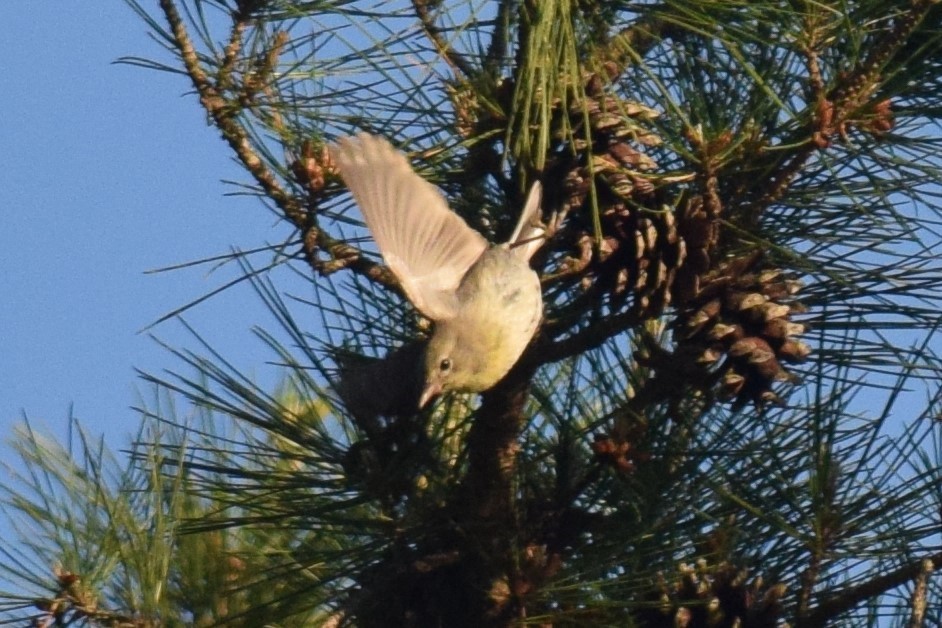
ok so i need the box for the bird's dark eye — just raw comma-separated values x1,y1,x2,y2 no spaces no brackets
439,358,451,372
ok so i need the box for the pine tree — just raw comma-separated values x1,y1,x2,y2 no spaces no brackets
3,0,942,625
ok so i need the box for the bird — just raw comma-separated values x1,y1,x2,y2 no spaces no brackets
332,133,545,409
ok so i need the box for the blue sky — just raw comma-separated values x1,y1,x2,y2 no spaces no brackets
0,4,287,451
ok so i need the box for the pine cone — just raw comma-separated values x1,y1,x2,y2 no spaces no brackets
673,254,809,407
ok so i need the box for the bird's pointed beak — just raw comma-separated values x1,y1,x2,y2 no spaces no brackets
418,381,442,409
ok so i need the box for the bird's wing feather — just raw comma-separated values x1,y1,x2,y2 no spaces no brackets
333,133,488,320
507,181,544,261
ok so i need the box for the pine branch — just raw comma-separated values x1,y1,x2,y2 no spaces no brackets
156,0,393,291
461,367,535,521
908,558,933,628
752,0,939,212
586,12,677,76
158,0,303,225
413,0,477,78
536,305,644,364
455,361,536,621
483,0,513,77
801,552,942,627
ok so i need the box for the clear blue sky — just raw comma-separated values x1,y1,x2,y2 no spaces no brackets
0,4,287,451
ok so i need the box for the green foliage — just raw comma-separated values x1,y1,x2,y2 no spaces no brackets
0,392,351,625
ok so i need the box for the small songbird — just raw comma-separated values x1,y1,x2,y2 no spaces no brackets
333,133,544,408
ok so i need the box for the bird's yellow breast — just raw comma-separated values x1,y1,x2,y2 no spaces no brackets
436,246,542,391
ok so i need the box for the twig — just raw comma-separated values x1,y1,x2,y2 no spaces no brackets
413,0,477,78
908,558,933,628
157,0,394,290
483,0,513,77
453,361,537,620
158,0,306,227
217,17,246,91
798,552,823,620
801,552,942,627
828,0,938,108
461,364,534,519
535,304,644,365
586,14,674,77
306,227,398,290
752,0,938,212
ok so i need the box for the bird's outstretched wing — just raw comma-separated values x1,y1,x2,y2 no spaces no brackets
333,133,488,321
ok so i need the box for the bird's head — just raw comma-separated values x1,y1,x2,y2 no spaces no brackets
419,327,459,408
419,322,508,408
